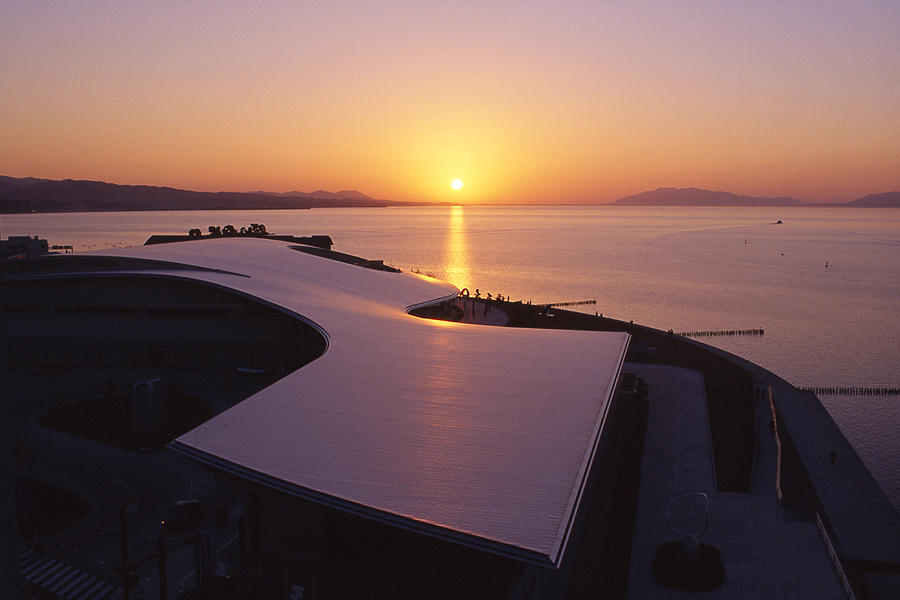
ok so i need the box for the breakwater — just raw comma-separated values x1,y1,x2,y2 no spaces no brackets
675,328,764,338
544,299,597,308
799,386,900,396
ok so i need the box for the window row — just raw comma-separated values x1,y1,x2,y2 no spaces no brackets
4,304,280,318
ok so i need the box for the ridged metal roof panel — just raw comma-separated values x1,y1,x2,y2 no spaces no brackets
87,238,628,566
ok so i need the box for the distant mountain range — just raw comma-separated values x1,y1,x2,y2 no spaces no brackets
612,187,900,207
256,189,381,202
847,192,900,207
1,177,898,212
0,176,407,213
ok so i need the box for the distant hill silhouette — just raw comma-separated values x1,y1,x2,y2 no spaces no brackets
613,187,900,207
847,191,900,207
613,187,804,207
271,189,379,202
3,177,899,212
0,176,409,213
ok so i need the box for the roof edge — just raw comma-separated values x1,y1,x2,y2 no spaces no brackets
168,441,558,568
550,332,631,564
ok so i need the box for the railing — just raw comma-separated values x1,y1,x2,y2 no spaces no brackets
770,385,857,600
768,386,783,502
816,513,857,600
799,386,900,396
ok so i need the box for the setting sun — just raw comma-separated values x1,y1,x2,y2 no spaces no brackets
2,2,898,204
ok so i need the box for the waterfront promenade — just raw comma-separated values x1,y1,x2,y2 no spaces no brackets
625,363,847,599
428,299,900,598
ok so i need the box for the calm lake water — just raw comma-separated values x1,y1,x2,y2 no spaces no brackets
4,206,900,509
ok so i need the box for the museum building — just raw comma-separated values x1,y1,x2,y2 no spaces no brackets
3,237,632,599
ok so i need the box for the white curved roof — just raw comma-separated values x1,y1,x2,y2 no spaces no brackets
94,238,630,566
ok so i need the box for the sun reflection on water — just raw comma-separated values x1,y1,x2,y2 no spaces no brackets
443,205,471,290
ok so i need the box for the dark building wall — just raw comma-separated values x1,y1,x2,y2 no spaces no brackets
0,252,24,600
3,275,326,373
243,482,526,600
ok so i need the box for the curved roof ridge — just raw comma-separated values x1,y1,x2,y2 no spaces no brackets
73,238,629,566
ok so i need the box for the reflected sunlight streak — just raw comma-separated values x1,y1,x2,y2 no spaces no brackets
443,206,471,291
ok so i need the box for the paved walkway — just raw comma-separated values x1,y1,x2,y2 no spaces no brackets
626,364,847,599
770,380,900,566
768,378,900,599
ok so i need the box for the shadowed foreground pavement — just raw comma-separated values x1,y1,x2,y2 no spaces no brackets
626,364,846,599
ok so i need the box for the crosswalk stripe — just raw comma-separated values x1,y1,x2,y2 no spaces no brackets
44,565,77,589
64,577,99,600
57,572,90,596
22,557,57,579
19,547,36,562
20,545,121,600
72,579,110,600
20,550,49,571
19,550,41,569
33,562,68,585
19,557,45,575
95,585,117,600
49,569,82,593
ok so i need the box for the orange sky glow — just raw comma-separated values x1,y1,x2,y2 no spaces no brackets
2,1,898,204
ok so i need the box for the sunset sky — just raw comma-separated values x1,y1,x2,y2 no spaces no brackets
2,1,898,204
